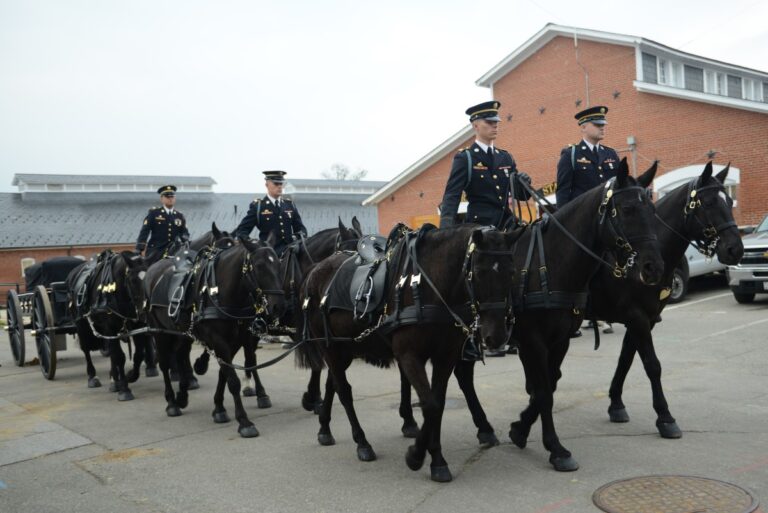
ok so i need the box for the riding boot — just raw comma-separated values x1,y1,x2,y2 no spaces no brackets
461,338,482,361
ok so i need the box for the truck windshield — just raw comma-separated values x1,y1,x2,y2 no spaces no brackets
757,216,768,233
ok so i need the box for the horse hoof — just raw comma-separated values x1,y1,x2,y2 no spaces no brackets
257,396,272,409
238,425,260,438
109,382,118,392
401,423,420,439
145,367,159,378
127,370,139,384
118,391,134,402
508,422,528,449
477,431,500,447
550,455,579,472
242,386,257,397
657,421,682,439
405,445,424,471
212,411,230,423
193,358,209,375
609,407,630,423
166,406,182,417
188,378,200,391
430,465,453,483
318,432,336,446
357,446,377,462
88,377,101,388
301,392,316,411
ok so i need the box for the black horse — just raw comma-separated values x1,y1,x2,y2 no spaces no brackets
500,159,664,472
191,217,363,407
298,224,521,481
589,162,743,437
144,235,285,437
66,250,149,401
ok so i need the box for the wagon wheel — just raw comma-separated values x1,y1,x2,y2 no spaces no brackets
6,290,26,367
33,285,57,380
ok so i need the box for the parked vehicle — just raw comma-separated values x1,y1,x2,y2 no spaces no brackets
726,214,768,303
669,245,727,303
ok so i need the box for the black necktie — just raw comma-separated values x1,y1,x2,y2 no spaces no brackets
487,147,494,167
592,146,599,161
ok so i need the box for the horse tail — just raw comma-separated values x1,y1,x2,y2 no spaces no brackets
294,264,326,371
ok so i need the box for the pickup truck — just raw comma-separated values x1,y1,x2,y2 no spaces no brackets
726,214,768,303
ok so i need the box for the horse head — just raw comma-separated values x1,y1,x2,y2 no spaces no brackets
685,162,743,265
466,227,522,351
601,158,664,286
240,237,286,324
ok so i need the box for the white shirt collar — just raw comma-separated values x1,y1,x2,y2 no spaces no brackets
582,139,600,151
267,194,280,204
475,140,494,153
165,207,173,215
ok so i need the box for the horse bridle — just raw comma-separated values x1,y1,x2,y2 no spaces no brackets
682,177,736,257
461,229,516,329
240,247,286,331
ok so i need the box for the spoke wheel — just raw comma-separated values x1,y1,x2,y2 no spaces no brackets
33,285,57,380
6,290,26,366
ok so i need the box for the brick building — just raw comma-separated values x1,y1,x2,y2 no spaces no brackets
1,174,383,303
364,24,768,231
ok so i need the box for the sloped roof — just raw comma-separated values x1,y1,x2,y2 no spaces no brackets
0,192,379,249
12,174,216,186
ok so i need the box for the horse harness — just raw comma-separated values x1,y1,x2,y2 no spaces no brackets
307,225,515,352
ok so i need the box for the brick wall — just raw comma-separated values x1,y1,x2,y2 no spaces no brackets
377,36,768,230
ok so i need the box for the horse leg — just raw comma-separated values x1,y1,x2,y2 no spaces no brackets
399,351,440,478
607,329,636,423
143,335,158,377
631,322,681,439
175,340,193,409
241,340,257,397
423,357,454,482
317,371,337,446
519,339,577,472
83,348,101,388
212,366,230,424
193,350,210,375
157,335,181,416
250,368,272,409
302,369,323,414
110,340,134,401
454,359,497,446
223,358,259,438
325,350,375,461
398,365,419,438
127,335,146,383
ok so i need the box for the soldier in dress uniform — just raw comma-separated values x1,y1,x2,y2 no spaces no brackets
234,170,308,256
556,106,619,336
439,100,531,230
135,185,190,265
439,100,532,358
555,105,620,207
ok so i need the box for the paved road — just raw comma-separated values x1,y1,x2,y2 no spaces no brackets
1,286,766,513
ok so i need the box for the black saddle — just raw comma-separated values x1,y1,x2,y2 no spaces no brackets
149,248,200,321
348,235,389,320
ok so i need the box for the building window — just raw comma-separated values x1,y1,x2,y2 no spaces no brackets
658,59,683,87
684,65,704,92
642,52,657,83
727,75,742,99
764,82,768,103
742,78,763,101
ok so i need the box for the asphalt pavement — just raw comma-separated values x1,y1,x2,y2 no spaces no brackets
1,281,766,513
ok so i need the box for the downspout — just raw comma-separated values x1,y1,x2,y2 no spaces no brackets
574,33,590,106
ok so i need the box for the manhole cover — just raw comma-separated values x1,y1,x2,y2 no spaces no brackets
593,475,759,513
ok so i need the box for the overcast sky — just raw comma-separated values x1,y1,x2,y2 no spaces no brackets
1,0,766,192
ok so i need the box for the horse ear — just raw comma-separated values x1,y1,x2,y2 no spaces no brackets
120,250,145,269
338,216,347,232
351,216,363,236
637,160,659,189
701,161,713,182
212,222,222,239
240,236,258,252
615,157,629,187
265,230,277,248
715,162,730,184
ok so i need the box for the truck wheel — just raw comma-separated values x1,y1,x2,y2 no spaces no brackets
668,267,688,304
733,291,755,304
